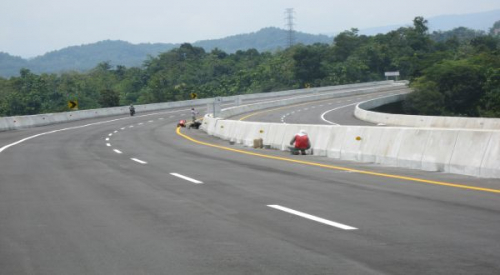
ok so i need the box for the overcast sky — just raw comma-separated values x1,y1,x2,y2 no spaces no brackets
1,0,499,58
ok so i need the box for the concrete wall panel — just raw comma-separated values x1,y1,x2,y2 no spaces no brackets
449,131,491,177
480,132,500,178
396,129,431,170
326,126,347,159
421,130,459,172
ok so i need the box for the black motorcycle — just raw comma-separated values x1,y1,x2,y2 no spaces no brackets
129,107,135,116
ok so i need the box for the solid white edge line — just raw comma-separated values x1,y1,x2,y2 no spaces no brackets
113,149,122,154
320,103,359,125
267,205,357,230
170,173,203,184
0,107,200,154
131,158,147,164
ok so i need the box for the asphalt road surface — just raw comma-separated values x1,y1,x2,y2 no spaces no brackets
1,92,500,275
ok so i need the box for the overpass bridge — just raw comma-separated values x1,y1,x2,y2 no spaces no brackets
1,81,499,274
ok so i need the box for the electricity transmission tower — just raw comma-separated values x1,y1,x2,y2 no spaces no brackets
284,8,295,48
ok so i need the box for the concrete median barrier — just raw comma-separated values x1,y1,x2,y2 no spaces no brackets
326,126,348,159
0,81,398,132
356,94,500,130
396,129,431,170
480,132,500,178
196,82,500,179
371,128,405,166
448,131,491,177
420,130,459,172
203,116,500,179
264,123,288,150
339,126,366,162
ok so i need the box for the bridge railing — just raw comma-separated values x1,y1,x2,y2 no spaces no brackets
201,82,500,179
355,94,500,130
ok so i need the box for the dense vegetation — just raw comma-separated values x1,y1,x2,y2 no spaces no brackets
0,28,330,78
0,18,499,117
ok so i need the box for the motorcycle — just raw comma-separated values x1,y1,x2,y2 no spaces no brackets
129,108,135,116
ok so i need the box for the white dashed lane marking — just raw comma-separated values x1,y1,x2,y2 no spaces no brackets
113,149,123,154
267,205,357,231
106,143,111,147
170,173,203,184
131,158,147,164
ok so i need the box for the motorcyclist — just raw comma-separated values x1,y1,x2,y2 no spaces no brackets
129,104,135,116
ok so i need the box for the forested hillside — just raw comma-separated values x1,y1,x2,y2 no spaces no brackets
0,28,331,78
0,18,499,118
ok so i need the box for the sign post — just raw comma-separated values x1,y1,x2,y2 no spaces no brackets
384,71,400,81
68,100,78,110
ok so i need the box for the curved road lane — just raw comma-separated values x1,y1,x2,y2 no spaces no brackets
1,94,500,274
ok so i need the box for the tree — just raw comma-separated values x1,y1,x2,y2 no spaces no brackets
292,44,327,86
489,20,500,36
406,59,486,116
99,89,120,107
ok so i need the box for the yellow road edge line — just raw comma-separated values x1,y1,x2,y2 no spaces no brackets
176,127,500,194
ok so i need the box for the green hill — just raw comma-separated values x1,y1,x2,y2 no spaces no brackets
0,28,332,78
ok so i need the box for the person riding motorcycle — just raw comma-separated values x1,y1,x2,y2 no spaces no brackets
129,104,135,116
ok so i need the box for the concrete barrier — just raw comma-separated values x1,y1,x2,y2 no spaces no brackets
420,130,459,172
205,119,500,178
0,81,397,132
197,82,500,179
480,132,500,178
448,131,491,177
339,126,367,162
220,83,407,120
265,123,289,150
326,126,348,159
355,94,500,130
300,125,333,156
202,115,219,136
371,128,405,166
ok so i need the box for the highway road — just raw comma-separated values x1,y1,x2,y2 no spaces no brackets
1,90,500,274
234,89,410,125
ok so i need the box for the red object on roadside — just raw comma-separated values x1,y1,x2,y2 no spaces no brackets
294,134,309,149
177,119,187,127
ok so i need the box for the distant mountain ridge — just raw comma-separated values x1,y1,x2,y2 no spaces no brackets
0,27,331,78
1,9,499,78
356,9,500,36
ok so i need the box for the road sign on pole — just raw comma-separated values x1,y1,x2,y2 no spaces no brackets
68,100,78,110
385,71,400,81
